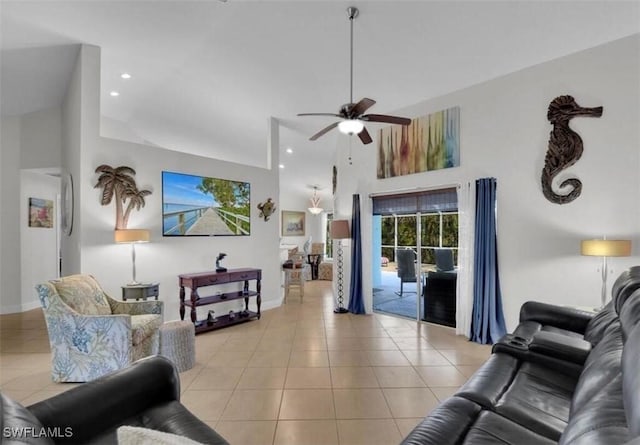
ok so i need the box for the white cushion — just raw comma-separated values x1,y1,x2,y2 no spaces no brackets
117,426,204,445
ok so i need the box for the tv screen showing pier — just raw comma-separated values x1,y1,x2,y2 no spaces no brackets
162,171,250,236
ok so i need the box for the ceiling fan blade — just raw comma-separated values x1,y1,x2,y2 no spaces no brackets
361,114,412,126
310,122,340,141
358,127,373,144
351,98,376,117
298,113,343,118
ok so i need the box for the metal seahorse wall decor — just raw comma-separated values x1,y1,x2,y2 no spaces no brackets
541,95,602,204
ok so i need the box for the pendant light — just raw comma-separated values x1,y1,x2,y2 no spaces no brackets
308,186,323,215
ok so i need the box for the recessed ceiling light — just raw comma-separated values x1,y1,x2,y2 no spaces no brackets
286,148,293,154
121,73,131,79
279,164,285,169
110,91,120,97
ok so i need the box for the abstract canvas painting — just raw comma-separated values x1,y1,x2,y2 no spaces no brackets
377,106,460,179
28,198,54,228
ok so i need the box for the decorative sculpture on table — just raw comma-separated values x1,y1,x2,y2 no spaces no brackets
541,95,602,205
257,198,276,221
95,165,152,229
303,236,312,255
215,253,227,273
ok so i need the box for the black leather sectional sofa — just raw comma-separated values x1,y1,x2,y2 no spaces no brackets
401,267,640,445
1,355,229,444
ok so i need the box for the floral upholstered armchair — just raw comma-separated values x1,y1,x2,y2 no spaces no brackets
36,274,164,382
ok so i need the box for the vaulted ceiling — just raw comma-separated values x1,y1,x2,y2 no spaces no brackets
2,1,639,203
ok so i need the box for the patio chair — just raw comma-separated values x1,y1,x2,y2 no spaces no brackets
36,274,164,382
434,248,456,271
396,248,420,297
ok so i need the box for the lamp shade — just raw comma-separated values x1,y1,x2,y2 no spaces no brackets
115,229,150,244
581,239,631,257
331,220,350,240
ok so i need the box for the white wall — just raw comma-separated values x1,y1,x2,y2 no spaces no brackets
1,107,63,313
0,117,22,313
100,116,149,146
82,137,282,321
59,45,282,322
60,46,83,277
1,44,285,317
20,108,62,169
339,34,640,331
20,171,59,310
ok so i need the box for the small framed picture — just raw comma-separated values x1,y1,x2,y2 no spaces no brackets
281,211,305,236
29,198,54,228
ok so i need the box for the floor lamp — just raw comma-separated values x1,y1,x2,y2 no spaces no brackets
115,229,150,285
581,238,632,307
331,220,350,314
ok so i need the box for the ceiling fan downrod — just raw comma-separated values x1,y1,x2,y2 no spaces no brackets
347,7,358,105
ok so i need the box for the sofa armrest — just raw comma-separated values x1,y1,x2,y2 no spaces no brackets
519,301,594,334
400,396,482,445
529,331,592,365
27,356,180,444
1,393,54,445
492,334,585,378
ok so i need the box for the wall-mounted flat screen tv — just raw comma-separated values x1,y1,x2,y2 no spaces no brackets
162,171,250,236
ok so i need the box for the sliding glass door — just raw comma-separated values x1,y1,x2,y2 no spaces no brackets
371,188,458,323
373,214,422,320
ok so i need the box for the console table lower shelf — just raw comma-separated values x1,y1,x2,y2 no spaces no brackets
186,291,261,334
179,268,262,334
194,308,259,332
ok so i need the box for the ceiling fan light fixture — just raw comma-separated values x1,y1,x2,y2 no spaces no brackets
338,119,364,135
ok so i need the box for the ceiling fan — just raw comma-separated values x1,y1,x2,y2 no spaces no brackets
298,7,411,145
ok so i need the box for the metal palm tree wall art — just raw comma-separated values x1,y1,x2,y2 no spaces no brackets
541,95,603,204
94,165,152,229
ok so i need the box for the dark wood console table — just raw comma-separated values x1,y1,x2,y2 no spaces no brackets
179,268,261,334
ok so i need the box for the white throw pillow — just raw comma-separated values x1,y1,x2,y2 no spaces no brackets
117,426,204,445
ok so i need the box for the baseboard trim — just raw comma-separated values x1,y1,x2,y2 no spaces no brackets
0,300,41,315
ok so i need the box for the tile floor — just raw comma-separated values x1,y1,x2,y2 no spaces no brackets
0,280,492,445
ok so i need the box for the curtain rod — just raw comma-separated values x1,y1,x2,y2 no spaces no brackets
368,183,461,198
